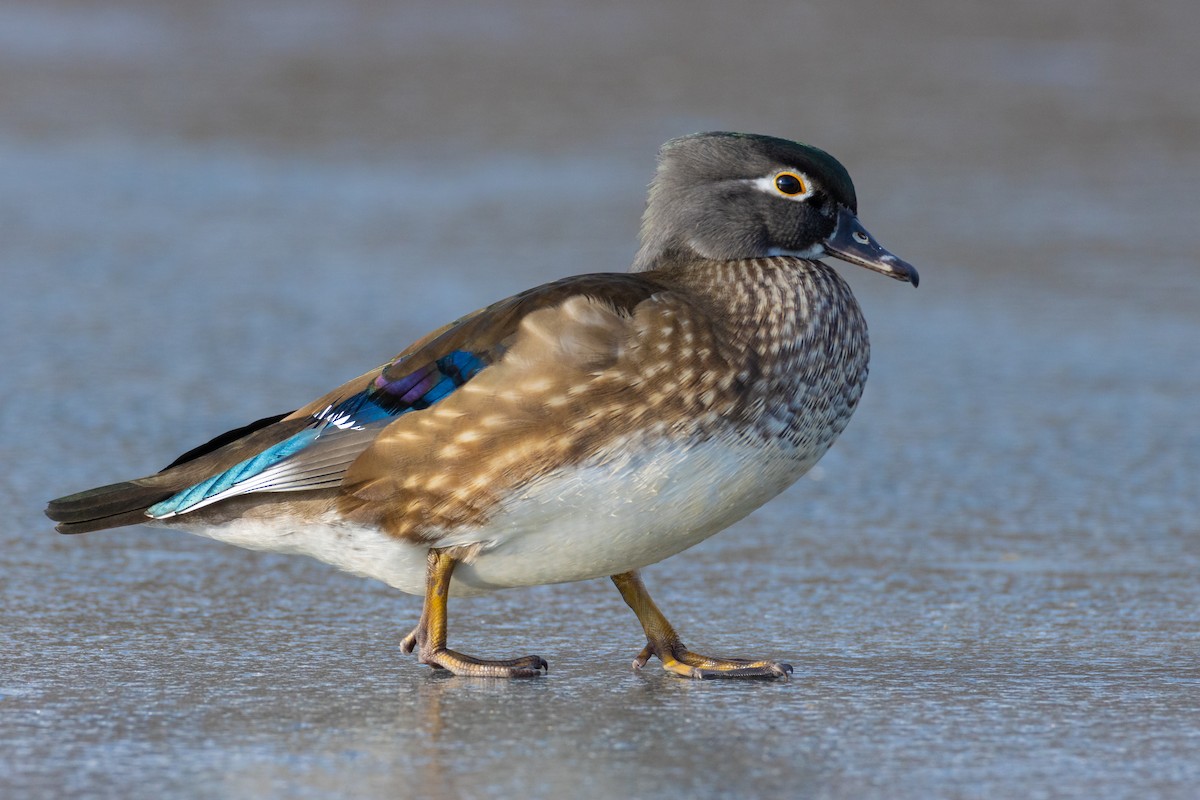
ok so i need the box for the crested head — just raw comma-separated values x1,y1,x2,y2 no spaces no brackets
661,132,858,210
630,132,917,287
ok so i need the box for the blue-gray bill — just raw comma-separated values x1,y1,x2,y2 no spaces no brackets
824,206,920,287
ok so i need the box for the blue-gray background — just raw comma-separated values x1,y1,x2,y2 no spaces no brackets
2,2,1198,798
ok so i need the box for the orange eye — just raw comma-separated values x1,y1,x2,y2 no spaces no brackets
774,172,806,195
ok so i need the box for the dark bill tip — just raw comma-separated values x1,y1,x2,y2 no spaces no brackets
824,206,919,288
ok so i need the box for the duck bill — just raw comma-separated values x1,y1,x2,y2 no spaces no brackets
823,206,919,287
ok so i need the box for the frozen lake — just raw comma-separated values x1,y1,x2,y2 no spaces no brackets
3,1,1198,797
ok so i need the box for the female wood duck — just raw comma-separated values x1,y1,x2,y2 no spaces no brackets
47,132,918,679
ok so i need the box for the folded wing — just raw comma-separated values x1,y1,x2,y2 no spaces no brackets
46,273,667,533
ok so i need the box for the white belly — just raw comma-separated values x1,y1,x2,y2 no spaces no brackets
170,435,822,597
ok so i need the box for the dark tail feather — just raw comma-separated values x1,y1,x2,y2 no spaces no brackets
47,410,308,535
45,479,175,534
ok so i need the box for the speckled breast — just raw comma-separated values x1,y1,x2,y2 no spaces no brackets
678,256,871,461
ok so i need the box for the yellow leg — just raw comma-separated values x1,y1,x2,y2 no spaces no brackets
400,548,547,678
611,570,791,680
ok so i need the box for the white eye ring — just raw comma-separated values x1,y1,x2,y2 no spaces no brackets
751,171,815,202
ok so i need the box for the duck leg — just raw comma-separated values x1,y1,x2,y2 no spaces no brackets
401,548,548,677
611,570,792,679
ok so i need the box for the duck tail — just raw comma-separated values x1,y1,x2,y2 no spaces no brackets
45,478,176,534
45,410,302,535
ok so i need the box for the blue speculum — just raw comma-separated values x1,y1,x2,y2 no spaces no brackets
147,350,486,518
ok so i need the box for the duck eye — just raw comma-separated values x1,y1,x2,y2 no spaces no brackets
774,172,806,196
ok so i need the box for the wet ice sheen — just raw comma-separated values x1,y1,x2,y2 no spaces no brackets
3,1,1200,798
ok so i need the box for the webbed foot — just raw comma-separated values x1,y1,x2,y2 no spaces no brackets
403,549,548,678
612,570,791,680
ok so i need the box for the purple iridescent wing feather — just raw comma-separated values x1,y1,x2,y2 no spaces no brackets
147,351,487,517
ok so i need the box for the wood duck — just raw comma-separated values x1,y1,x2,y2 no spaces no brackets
47,132,918,679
